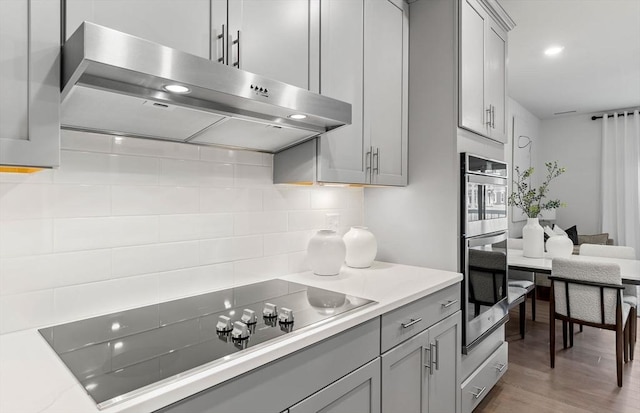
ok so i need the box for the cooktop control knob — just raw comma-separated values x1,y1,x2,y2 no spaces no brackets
216,315,233,333
231,321,250,340
241,309,257,325
263,303,277,318
278,307,294,324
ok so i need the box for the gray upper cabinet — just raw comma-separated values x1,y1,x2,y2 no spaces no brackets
316,0,366,183
364,0,408,186
274,0,408,186
0,0,60,168
66,0,310,89
224,0,310,89
65,0,212,58
459,0,511,143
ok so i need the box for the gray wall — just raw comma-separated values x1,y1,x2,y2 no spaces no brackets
364,0,458,272
506,98,541,237
539,114,602,234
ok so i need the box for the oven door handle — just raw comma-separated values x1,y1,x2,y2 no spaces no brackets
467,231,508,248
466,174,506,186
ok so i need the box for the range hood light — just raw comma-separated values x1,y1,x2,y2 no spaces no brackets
288,114,307,120
163,84,190,94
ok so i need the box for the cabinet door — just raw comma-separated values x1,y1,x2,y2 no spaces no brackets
289,358,381,413
427,312,461,413
65,0,211,58
365,0,408,186
0,0,59,168
485,21,507,143
229,0,309,89
459,0,487,137
316,0,366,184
381,328,429,413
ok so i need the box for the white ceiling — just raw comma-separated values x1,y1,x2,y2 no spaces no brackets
500,0,640,119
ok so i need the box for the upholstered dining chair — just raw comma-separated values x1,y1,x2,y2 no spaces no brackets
549,258,633,387
579,244,637,360
508,238,536,320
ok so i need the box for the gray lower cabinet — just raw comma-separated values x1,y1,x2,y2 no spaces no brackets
289,358,381,413
0,0,60,168
156,285,463,413
381,312,461,413
156,318,380,413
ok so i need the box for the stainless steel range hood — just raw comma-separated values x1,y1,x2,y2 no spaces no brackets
60,23,351,153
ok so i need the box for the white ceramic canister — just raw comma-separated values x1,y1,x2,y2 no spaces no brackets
545,235,573,257
343,226,377,268
307,230,346,276
522,217,544,258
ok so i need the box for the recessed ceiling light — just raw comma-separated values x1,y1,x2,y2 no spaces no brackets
289,114,307,120
544,46,564,57
163,84,190,94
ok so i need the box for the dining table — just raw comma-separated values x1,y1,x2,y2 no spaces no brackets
508,249,640,285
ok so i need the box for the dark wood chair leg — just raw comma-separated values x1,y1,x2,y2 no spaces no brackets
569,322,574,348
519,300,526,339
562,320,568,349
630,307,636,361
616,322,624,387
579,324,583,333
550,314,556,368
624,321,629,363
531,286,536,321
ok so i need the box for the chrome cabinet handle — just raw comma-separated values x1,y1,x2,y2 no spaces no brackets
423,346,431,369
216,24,226,63
491,105,496,128
401,317,422,328
365,147,372,173
486,106,492,126
441,299,458,309
471,386,487,399
232,30,241,68
372,147,380,175
429,340,440,374
495,363,506,372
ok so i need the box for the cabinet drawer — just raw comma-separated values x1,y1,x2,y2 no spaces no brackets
380,284,460,352
461,342,508,413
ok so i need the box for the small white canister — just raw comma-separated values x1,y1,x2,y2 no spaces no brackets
307,230,346,275
343,226,377,268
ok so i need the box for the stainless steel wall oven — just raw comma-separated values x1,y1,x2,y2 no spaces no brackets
460,153,509,353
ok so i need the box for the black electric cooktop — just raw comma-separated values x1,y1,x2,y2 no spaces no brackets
38,279,374,409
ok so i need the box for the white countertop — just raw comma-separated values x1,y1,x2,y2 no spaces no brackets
0,262,461,413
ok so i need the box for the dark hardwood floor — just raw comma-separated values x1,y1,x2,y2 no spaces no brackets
475,299,639,413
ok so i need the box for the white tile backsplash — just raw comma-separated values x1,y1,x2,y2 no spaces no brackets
60,130,112,153
53,273,159,323
0,133,363,334
0,290,54,333
0,250,111,295
0,183,51,221
0,219,53,258
112,136,200,160
157,263,234,301
51,184,112,218
111,185,199,216
112,241,200,278
233,211,288,236
158,213,234,242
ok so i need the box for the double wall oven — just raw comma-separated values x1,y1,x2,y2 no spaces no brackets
460,153,509,353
